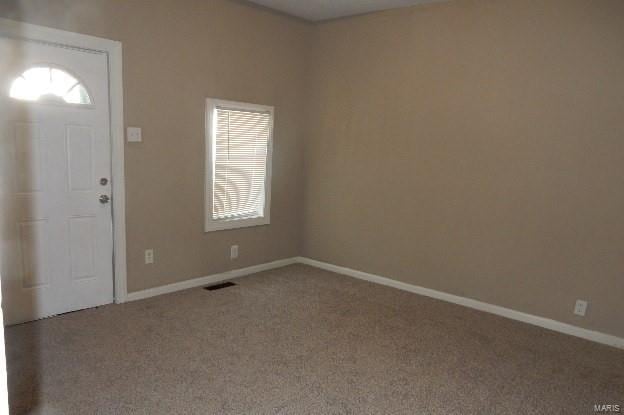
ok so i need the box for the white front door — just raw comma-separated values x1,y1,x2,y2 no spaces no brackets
0,36,114,325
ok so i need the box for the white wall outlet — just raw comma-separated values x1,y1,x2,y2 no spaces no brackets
127,127,142,143
230,245,239,260
574,300,588,316
145,249,154,265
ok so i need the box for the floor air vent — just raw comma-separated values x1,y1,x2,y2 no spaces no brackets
204,282,237,291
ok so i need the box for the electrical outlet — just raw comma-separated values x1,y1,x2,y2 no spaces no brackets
145,249,154,265
574,300,588,316
127,127,142,143
230,245,239,260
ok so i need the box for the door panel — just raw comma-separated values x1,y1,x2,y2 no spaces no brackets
14,122,44,193
66,125,95,192
0,37,114,325
68,216,97,281
18,220,49,288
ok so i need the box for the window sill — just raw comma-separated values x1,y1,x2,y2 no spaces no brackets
204,216,270,232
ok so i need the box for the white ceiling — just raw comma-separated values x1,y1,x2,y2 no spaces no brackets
246,0,447,22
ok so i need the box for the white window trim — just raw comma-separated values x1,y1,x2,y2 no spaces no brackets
204,98,274,232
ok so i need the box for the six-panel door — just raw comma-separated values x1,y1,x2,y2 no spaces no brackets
0,36,114,325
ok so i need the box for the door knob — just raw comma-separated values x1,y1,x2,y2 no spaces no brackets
99,195,110,204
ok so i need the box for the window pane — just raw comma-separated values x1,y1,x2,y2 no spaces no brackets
50,68,79,98
213,107,271,220
64,84,91,105
9,66,92,105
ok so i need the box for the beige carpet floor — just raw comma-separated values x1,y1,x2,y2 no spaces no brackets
5,264,624,414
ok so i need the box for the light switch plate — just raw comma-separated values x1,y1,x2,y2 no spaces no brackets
127,127,142,143
145,249,154,265
574,300,588,316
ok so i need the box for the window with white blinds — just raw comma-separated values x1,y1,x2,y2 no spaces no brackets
205,99,273,232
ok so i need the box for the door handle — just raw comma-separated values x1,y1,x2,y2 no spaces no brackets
99,194,110,204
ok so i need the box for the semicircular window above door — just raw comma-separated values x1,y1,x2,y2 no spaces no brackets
9,66,92,105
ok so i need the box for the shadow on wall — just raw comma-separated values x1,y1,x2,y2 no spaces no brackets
0,1,20,21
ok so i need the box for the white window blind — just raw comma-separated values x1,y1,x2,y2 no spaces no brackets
205,99,273,232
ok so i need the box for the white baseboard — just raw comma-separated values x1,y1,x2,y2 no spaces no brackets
296,257,624,350
126,258,298,302
124,255,623,350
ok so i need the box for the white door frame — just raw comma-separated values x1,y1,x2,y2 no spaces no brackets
0,18,128,304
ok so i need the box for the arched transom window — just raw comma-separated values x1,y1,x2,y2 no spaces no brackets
10,66,92,105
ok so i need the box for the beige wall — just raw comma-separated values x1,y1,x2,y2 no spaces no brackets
2,0,623,339
303,0,624,338
0,0,312,292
